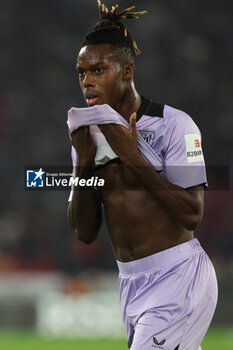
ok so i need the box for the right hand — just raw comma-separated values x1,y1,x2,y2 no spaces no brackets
71,126,96,166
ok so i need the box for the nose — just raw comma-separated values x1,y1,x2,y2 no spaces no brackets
83,71,95,88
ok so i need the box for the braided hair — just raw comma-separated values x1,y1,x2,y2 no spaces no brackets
81,0,147,61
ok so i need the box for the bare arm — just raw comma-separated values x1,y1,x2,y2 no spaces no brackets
99,114,204,231
67,127,103,243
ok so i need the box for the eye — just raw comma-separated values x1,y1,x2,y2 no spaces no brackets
78,71,85,78
95,67,103,74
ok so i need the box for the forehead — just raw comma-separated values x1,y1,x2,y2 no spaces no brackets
77,44,118,67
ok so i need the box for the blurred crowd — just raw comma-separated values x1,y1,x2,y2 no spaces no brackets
0,0,232,275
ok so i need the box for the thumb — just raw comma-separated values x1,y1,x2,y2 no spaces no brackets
130,112,137,135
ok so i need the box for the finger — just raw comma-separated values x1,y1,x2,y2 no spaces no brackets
83,125,90,135
98,125,107,135
71,126,85,137
130,112,137,135
98,123,116,134
71,130,79,145
98,125,111,141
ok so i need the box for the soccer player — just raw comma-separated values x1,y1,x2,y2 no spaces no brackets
67,2,218,349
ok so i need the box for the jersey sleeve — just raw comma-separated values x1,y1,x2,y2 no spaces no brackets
163,106,207,189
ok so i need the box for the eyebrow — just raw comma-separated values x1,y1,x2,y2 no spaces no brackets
76,61,106,71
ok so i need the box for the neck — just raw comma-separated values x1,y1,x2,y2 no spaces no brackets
114,82,142,122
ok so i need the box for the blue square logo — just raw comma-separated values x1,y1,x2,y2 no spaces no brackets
26,168,45,188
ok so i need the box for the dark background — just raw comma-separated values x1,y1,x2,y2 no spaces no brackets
0,0,232,295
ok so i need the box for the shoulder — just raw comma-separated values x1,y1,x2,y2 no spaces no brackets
137,97,198,130
163,104,200,134
137,97,201,139
136,97,164,121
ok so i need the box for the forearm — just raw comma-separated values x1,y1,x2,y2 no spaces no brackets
126,154,204,230
67,164,102,243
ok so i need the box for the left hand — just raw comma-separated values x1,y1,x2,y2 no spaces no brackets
98,112,139,163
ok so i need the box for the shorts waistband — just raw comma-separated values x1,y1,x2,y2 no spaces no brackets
116,239,203,275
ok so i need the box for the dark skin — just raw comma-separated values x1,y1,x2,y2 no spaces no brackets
67,43,204,262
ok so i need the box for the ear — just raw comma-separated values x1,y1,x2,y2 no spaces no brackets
122,62,134,81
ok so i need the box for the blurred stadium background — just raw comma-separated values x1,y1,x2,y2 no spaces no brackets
0,0,232,349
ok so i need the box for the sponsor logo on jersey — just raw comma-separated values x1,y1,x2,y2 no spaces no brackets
185,134,204,163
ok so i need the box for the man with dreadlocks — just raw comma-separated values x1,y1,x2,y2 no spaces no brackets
67,1,217,349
